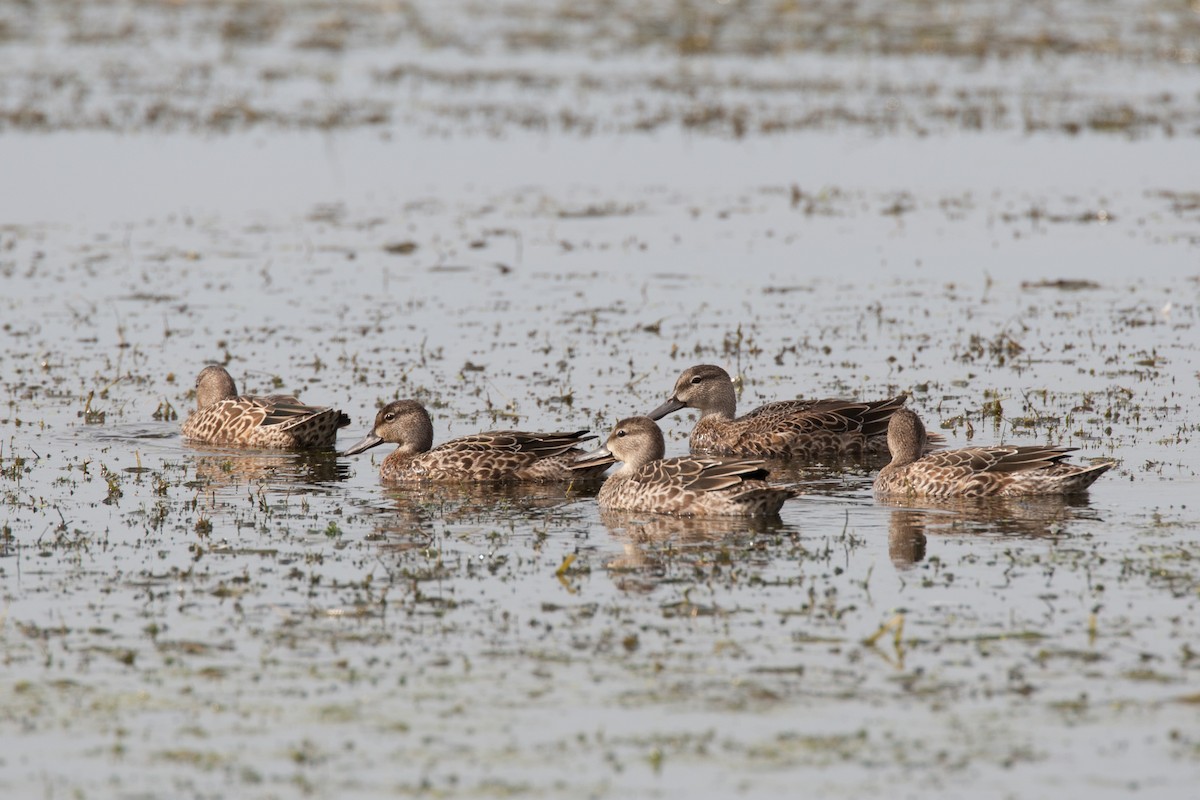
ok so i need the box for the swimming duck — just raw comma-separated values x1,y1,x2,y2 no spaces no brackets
342,399,609,482
181,365,349,449
573,416,798,516
648,364,916,459
874,407,1115,498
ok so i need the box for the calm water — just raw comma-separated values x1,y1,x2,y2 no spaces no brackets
2,2,1199,798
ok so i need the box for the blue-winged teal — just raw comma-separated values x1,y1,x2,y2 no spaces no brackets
875,408,1115,498
342,399,609,483
181,365,350,449
573,416,798,516
648,364,922,459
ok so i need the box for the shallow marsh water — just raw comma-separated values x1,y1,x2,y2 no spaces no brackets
2,1,1200,798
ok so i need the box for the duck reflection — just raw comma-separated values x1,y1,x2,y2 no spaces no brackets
188,446,350,488
377,479,599,526
597,509,792,594
754,458,877,500
886,509,930,568
881,495,1099,569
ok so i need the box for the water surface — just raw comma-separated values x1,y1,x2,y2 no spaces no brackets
2,2,1199,798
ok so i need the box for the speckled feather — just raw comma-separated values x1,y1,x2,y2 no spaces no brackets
180,365,349,449
649,364,927,459
342,399,608,483
574,416,798,516
875,408,1115,498
380,430,602,482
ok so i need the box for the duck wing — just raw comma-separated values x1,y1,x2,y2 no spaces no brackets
632,457,772,492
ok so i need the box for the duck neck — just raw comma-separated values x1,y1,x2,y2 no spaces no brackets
884,442,921,470
701,382,738,420
611,462,638,479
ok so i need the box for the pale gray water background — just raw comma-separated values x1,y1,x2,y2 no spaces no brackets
2,1,1200,798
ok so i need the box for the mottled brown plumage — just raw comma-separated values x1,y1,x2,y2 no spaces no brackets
648,364,922,459
180,365,350,449
341,399,608,483
573,416,798,516
875,408,1115,498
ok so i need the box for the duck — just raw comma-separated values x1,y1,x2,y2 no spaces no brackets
874,407,1115,498
181,365,349,449
342,399,609,482
648,364,919,459
573,416,798,516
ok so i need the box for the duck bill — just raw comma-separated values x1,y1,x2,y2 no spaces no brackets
572,444,618,469
646,396,685,421
340,432,385,457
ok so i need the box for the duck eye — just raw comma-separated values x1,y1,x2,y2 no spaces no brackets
690,376,702,385
384,413,395,422
615,429,626,438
